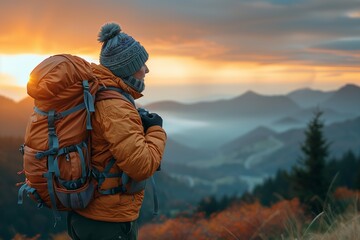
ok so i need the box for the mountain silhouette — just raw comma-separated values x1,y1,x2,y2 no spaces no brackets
222,126,277,154
0,96,32,137
287,88,334,108
162,138,212,165
221,115,360,174
273,116,301,126
146,90,301,120
1,83,359,152
322,84,360,115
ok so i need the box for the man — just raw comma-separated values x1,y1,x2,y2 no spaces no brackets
67,22,167,240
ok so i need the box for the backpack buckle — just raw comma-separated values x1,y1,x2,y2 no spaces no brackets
54,113,63,120
19,144,25,155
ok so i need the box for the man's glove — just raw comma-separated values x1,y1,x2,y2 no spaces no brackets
139,110,163,133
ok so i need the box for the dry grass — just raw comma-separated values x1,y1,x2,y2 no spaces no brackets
305,211,360,240
284,188,360,240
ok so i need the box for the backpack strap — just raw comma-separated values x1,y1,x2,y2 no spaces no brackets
95,86,160,216
83,80,96,130
151,176,159,215
96,86,135,106
42,110,61,225
18,183,45,208
92,157,126,195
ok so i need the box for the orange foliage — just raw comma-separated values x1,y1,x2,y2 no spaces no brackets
12,234,41,240
139,199,304,240
333,187,360,200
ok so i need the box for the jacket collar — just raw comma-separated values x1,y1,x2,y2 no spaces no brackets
91,63,143,100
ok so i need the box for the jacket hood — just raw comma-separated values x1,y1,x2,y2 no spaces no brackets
91,63,143,100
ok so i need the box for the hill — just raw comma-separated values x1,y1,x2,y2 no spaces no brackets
322,84,360,115
287,87,334,108
0,96,32,137
146,90,301,120
221,116,360,175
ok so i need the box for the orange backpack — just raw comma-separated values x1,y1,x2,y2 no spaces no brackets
17,54,99,223
17,54,159,225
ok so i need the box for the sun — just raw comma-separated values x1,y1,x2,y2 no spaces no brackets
0,54,51,87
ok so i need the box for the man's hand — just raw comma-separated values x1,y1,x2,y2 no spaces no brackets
139,111,163,133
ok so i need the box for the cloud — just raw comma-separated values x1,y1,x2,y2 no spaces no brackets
313,39,360,51
0,0,360,67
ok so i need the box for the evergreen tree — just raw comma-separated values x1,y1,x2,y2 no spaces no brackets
252,169,292,206
196,196,219,217
355,154,360,190
291,110,330,215
335,151,357,189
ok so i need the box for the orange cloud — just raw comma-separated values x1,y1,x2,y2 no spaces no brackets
1,0,360,104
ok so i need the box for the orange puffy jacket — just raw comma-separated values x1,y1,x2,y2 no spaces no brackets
75,63,167,222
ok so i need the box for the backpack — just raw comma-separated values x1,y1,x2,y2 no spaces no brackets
17,54,158,225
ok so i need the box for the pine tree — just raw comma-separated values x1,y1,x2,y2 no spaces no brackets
196,196,219,217
292,110,330,215
355,154,360,190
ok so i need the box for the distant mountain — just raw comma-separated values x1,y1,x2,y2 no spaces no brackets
17,96,34,110
284,106,351,125
273,116,301,126
263,115,360,172
222,126,277,154
0,96,32,137
145,84,359,128
145,100,188,112
162,138,212,165
230,91,300,117
287,84,360,116
146,90,301,120
221,116,360,174
220,126,282,168
321,84,360,115
287,88,334,108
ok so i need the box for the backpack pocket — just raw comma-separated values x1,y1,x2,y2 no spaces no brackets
55,179,95,209
22,146,52,208
23,146,47,184
22,143,95,210
53,142,94,209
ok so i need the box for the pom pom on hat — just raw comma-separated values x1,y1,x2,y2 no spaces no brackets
98,23,121,43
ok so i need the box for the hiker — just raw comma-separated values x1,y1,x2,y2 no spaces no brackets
67,23,167,240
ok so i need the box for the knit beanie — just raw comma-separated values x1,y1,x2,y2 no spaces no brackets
98,23,148,92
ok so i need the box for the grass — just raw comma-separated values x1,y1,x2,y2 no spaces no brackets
284,187,360,240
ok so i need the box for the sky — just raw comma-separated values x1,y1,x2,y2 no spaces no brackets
0,0,360,104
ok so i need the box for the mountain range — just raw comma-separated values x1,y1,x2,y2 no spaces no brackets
221,116,360,174
2,83,359,138
146,90,301,119
1,83,359,195
148,84,359,116
146,83,360,149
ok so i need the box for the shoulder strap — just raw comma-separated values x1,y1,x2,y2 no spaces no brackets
94,87,160,215
96,87,135,107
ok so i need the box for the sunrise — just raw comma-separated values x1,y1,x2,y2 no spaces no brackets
1,0,360,103
1,0,360,239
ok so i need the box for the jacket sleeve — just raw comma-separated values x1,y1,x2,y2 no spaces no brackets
97,98,167,182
